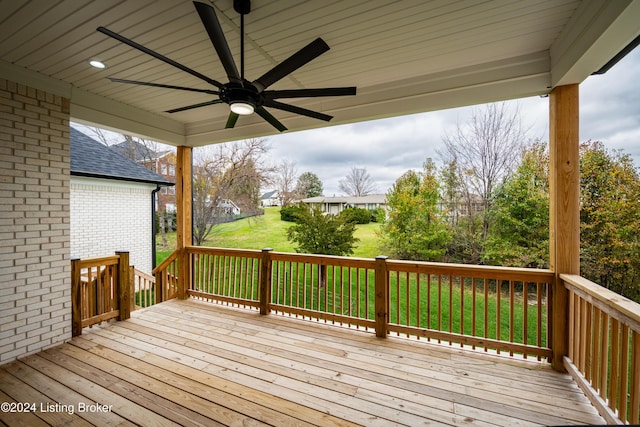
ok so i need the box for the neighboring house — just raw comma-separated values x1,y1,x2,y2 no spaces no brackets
299,194,387,215
218,199,241,216
260,190,281,207
438,193,485,221
110,140,177,212
70,128,174,274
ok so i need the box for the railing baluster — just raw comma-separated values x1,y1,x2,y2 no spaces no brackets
610,318,620,412
472,278,477,349
509,280,514,356
460,275,465,346
600,312,610,401
631,331,640,424
619,324,630,423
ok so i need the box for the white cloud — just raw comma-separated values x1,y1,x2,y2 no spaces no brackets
262,47,640,196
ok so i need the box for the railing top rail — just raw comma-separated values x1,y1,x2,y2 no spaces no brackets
387,259,554,281
152,249,180,274
270,251,377,269
77,255,120,269
186,246,262,258
132,267,155,282
561,273,640,332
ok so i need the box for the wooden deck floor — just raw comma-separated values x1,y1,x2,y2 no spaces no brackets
1,298,604,426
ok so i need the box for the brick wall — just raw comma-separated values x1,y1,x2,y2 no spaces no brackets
0,78,71,364
70,176,154,273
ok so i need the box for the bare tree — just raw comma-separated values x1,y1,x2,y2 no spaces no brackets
339,167,376,196
273,160,299,207
439,102,529,261
78,125,162,166
192,138,272,245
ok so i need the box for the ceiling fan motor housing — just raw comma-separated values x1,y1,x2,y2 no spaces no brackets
220,82,261,107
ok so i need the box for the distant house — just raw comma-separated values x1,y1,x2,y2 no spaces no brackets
260,190,281,207
218,199,241,216
70,128,174,273
299,194,387,215
110,139,177,212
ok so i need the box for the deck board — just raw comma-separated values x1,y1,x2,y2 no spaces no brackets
0,298,605,426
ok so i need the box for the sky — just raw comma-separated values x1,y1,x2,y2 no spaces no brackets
73,46,640,197
261,47,640,196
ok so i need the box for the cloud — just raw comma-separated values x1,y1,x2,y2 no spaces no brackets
261,47,640,196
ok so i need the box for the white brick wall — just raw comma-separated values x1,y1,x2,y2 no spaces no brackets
0,78,71,364
70,176,155,274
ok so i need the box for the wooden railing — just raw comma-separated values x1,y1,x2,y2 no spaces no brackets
132,267,156,309
384,259,552,360
74,247,640,422
561,274,640,424
71,251,130,335
187,246,261,309
167,247,553,359
152,249,179,303
269,251,377,329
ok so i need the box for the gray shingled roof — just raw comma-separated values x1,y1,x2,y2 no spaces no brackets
70,128,173,186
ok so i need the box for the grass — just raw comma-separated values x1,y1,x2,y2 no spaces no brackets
156,207,383,265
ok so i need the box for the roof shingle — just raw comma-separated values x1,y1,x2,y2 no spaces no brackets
70,128,173,186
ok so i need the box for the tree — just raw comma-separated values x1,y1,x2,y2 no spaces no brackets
580,140,640,301
440,102,529,262
287,204,359,256
273,160,298,207
380,159,450,261
192,139,271,245
295,171,323,198
339,167,376,196
484,141,549,268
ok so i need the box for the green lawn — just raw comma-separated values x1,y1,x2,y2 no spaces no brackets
156,207,382,264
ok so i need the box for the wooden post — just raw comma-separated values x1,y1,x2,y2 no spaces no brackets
71,257,82,336
155,272,164,305
176,146,193,299
549,84,580,371
260,248,273,315
116,251,131,321
374,256,389,338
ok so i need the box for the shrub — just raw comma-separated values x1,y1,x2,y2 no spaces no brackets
370,207,386,222
280,204,306,222
340,207,371,224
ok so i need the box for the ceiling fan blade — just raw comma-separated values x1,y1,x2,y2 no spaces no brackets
253,38,330,92
165,99,224,113
193,1,240,82
264,87,356,99
97,26,222,88
226,112,239,128
255,106,287,132
263,99,332,122
108,78,219,95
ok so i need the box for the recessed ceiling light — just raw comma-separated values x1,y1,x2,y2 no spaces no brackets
89,60,106,69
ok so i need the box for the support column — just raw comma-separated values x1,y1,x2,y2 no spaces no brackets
176,146,193,299
549,84,580,371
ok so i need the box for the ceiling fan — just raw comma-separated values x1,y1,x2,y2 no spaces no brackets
97,0,356,132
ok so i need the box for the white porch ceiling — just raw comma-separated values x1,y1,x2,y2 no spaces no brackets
1,0,639,147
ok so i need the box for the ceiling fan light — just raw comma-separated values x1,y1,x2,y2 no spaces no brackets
230,101,254,115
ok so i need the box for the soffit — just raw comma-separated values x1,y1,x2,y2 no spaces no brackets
1,0,638,146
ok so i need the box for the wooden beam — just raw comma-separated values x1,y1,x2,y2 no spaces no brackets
549,84,580,371
176,146,192,299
